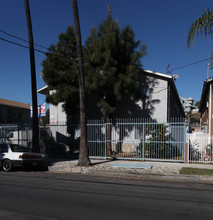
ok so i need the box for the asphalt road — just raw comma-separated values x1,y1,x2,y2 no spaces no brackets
0,171,213,220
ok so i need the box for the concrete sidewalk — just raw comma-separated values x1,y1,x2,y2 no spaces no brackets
46,158,213,183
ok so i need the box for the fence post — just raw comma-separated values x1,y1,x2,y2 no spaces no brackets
185,142,189,164
107,120,112,157
142,123,145,160
105,122,107,159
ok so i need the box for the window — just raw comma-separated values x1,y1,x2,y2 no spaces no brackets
10,145,30,152
8,132,13,139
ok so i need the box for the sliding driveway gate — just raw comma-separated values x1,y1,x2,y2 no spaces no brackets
87,118,186,162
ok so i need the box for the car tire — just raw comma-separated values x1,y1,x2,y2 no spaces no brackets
2,159,13,172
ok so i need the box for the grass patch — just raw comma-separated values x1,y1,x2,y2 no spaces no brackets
180,167,213,176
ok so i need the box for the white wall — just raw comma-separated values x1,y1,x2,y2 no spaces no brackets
50,103,66,124
151,79,168,121
48,72,172,123
118,76,168,122
49,90,67,124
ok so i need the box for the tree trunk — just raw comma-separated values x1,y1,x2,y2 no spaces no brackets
72,0,91,166
24,0,40,153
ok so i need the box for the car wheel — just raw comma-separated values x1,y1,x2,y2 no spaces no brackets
2,159,13,172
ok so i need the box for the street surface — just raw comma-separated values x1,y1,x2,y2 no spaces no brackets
0,171,213,220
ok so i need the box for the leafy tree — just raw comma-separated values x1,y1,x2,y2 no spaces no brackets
42,11,146,122
195,100,200,109
137,122,177,159
41,26,79,122
42,2,91,166
84,11,147,119
187,8,213,47
41,8,147,159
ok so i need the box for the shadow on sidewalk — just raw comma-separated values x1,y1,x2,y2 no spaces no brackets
91,159,116,166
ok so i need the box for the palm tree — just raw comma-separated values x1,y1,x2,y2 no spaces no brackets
187,8,213,48
24,0,40,153
72,0,91,166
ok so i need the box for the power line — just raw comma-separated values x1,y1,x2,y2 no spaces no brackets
0,29,49,50
152,87,167,94
0,37,47,54
1,28,212,71
170,57,211,73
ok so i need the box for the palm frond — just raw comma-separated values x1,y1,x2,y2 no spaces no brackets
187,8,213,48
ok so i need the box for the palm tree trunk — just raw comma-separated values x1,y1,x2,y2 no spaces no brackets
24,0,40,153
72,0,91,166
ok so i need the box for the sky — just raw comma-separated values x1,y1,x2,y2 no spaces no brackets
0,0,213,107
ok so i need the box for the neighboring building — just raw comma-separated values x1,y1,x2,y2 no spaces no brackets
180,97,200,133
38,69,185,123
0,98,30,124
180,97,196,113
37,86,66,124
199,77,213,137
190,109,201,132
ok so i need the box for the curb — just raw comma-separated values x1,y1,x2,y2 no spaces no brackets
48,166,213,183
84,169,213,183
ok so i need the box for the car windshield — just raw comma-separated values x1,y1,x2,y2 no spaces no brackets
10,145,30,152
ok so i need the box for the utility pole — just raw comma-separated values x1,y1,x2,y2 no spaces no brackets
207,63,210,79
24,0,40,153
72,0,91,166
167,64,171,74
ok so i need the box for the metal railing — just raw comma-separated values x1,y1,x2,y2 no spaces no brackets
0,118,186,162
87,118,186,162
0,124,32,147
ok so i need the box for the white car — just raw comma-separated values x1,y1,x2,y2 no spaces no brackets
0,143,43,172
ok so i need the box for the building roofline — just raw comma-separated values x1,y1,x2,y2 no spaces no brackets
143,69,173,79
37,85,48,95
199,78,213,112
0,98,30,109
142,69,184,117
37,69,184,116
169,79,185,116
38,70,173,93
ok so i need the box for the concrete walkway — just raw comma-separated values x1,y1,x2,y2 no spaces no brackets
46,158,213,183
